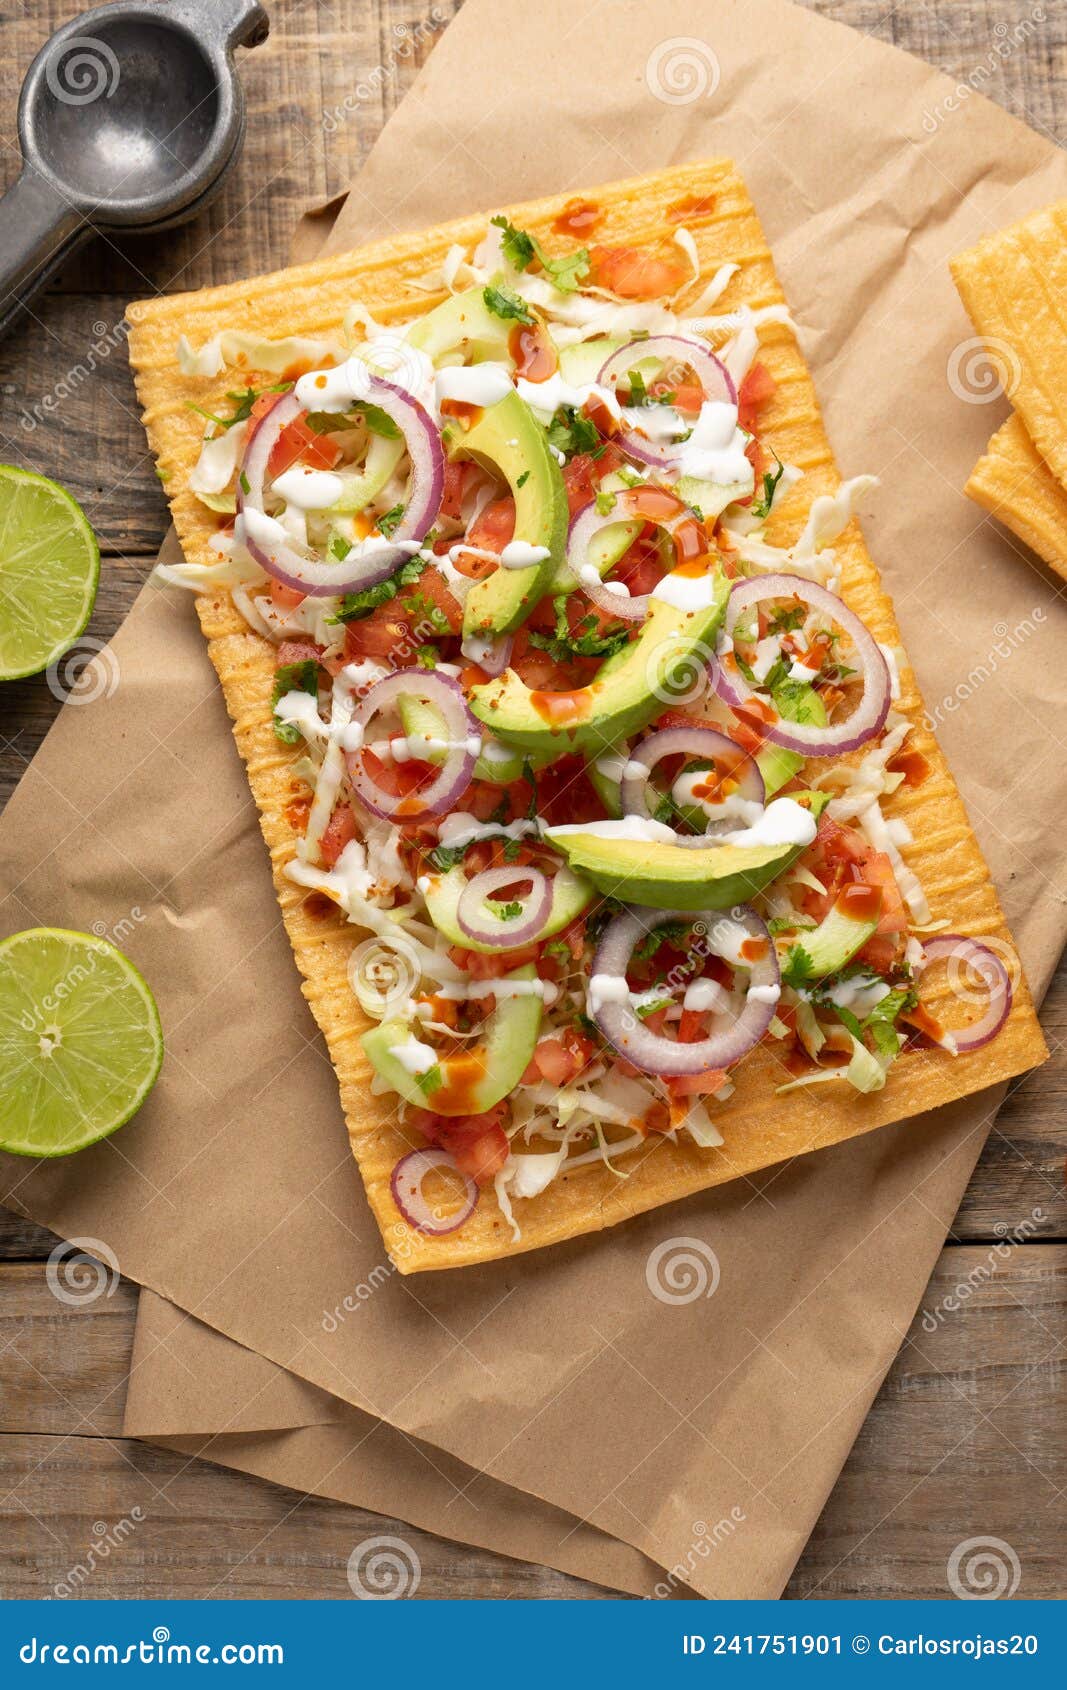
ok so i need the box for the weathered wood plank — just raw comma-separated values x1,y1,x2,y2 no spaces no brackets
0,1431,611,1599
1,1248,1063,1598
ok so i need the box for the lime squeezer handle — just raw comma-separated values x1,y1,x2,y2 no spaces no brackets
0,169,87,339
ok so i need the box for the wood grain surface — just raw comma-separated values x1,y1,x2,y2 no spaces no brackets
0,0,1064,1600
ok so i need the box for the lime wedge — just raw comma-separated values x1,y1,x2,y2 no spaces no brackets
0,466,100,681
0,928,163,1157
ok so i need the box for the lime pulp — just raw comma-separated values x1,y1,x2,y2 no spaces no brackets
0,465,100,681
0,928,163,1157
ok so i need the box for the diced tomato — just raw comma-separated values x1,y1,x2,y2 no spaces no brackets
319,802,357,868
523,1029,595,1087
267,414,342,479
650,376,703,415
533,757,610,828
798,817,909,958
429,1114,510,1185
677,1007,710,1043
249,392,284,425
467,496,515,551
412,1106,509,1186
588,245,690,300
343,611,418,666
271,580,307,611
561,444,626,516
439,459,484,523
446,944,540,979
613,529,668,597
410,564,463,634
276,637,323,670
737,361,777,433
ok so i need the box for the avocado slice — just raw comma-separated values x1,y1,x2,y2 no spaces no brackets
361,963,542,1115
755,685,827,796
445,390,568,638
405,285,515,365
557,338,625,386
393,690,555,785
546,471,645,596
546,821,807,912
788,893,881,981
422,864,594,951
470,569,729,757
676,469,754,524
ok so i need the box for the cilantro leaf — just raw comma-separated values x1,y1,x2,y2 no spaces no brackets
186,382,289,435
633,920,689,963
527,596,631,663
490,899,524,921
483,284,534,324
489,215,590,293
781,943,815,989
635,995,672,1020
377,502,405,539
334,553,430,622
521,757,540,820
416,1064,443,1095
751,454,785,520
766,916,817,936
304,402,400,439
271,659,319,745
546,406,603,459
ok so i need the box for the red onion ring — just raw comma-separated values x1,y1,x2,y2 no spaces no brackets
620,726,764,837
597,335,736,468
236,384,444,598
715,574,890,755
914,936,1013,1053
566,486,707,622
346,671,478,822
590,905,779,1076
456,865,552,948
475,633,514,678
391,1148,478,1235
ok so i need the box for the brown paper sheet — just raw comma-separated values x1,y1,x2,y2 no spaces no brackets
127,1291,662,1597
5,0,1067,1599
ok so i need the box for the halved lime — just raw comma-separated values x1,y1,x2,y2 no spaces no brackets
0,928,163,1157
0,466,100,681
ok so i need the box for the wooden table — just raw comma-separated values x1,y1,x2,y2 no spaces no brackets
1,0,1064,1600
